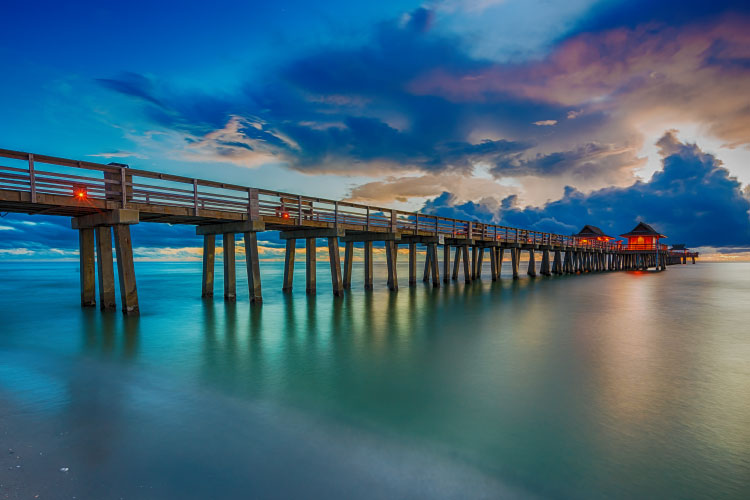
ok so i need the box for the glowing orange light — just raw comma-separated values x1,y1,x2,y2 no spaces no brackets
281,212,290,219
74,188,87,200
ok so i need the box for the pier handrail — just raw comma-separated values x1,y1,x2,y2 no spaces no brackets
0,147,625,250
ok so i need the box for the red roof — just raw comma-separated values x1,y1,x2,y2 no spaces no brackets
620,222,666,238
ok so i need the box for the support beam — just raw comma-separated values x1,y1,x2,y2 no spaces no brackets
409,242,417,285
243,231,262,303
201,234,216,298
430,243,440,288
490,247,498,281
223,233,236,301
281,228,344,240
476,247,484,280
328,237,344,296
511,247,520,279
471,246,478,280
343,241,353,289
462,245,471,283
452,246,461,280
72,209,139,230
527,249,537,277
540,249,551,276
422,244,431,282
306,238,317,294
385,241,398,291
497,247,505,279
283,239,295,292
79,228,96,307
196,220,265,235
94,226,116,310
113,224,139,315
364,241,374,290
443,244,451,283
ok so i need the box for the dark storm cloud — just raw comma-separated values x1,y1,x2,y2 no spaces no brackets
424,132,750,247
571,0,750,32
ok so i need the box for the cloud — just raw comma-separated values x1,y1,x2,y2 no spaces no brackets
410,10,750,149
346,173,517,204
423,132,750,247
94,3,750,210
491,142,645,184
94,7,632,188
88,151,147,159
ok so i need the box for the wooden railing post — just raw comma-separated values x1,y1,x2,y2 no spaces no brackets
28,153,36,203
247,188,259,220
193,179,199,216
121,167,128,208
297,195,303,225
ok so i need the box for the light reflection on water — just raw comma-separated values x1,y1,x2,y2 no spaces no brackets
1,260,749,499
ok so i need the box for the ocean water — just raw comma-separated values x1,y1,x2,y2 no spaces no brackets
1,259,748,499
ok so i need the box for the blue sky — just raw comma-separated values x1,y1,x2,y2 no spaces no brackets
1,0,749,259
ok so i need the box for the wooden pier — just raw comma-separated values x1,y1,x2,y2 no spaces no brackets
0,148,698,315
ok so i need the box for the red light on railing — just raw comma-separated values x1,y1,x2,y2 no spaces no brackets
74,187,87,200
281,212,290,219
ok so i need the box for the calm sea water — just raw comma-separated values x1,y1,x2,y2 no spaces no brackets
1,259,748,499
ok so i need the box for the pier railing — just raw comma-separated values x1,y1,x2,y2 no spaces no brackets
1,148,625,250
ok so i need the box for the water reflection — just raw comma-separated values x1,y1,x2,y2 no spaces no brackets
1,261,749,499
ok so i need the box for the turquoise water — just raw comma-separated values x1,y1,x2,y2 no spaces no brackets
1,259,749,499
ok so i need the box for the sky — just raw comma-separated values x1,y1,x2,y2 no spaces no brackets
1,0,749,260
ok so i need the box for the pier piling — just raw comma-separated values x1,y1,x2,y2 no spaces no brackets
113,224,139,315
223,233,236,301
243,231,262,303
79,228,96,307
94,226,116,310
